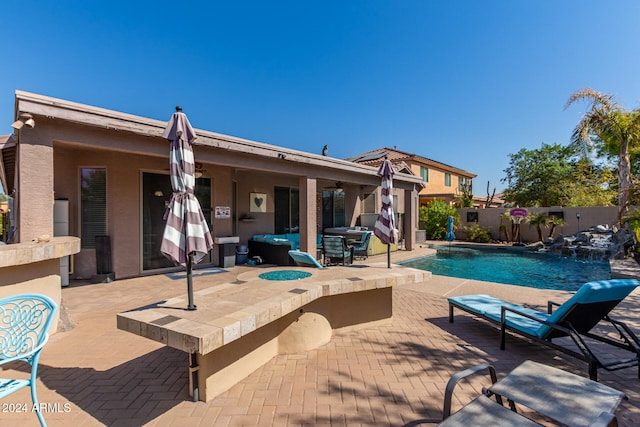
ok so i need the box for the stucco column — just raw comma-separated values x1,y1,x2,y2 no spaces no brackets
16,128,54,242
298,176,317,256
404,187,417,250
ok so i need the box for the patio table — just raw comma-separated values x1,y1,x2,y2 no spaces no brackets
489,360,625,427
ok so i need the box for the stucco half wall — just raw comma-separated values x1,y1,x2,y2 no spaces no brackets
0,237,81,333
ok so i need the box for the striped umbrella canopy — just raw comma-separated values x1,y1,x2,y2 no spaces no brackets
160,107,213,310
373,158,397,268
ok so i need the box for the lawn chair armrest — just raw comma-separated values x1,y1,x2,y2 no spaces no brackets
442,363,501,419
500,306,573,350
500,306,573,335
547,300,562,314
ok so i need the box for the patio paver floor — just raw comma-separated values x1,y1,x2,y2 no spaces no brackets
2,244,640,426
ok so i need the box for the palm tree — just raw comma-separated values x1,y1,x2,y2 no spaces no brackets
565,88,640,222
547,216,566,239
527,212,548,242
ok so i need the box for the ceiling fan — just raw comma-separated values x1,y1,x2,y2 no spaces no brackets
323,181,344,192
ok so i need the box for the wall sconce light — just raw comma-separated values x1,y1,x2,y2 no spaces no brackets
11,113,35,130
154,190,164,197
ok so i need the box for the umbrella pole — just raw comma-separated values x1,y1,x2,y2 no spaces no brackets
187,253,197,310
387,244,391,268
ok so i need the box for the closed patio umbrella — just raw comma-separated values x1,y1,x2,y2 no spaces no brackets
160,106,213,310
374,157,397,268
446,215,455,252
446,215,456,241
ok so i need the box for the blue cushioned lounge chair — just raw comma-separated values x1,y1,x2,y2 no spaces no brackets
448,279,640,380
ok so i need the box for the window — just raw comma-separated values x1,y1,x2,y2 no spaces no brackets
141,172,212,271
322,190,345,230
444,173,451,187
80,168,106,249
420,166,429,182
274,187,299,234
459,177,472,193
363,192,376,213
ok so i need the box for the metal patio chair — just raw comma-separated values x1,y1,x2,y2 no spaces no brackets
0,294,58,426
321,235,353,266
348,231,371,260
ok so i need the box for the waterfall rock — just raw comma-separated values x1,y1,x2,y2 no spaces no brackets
541,225,633,261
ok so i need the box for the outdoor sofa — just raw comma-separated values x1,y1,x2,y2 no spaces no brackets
249,233,322,265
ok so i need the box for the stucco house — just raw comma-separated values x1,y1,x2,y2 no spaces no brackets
347,147,477,208
2,91,425,281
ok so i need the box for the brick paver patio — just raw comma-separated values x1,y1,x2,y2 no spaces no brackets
2,246,640,426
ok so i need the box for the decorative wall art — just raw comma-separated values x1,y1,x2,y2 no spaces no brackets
215,206,231,219
250,193,267,212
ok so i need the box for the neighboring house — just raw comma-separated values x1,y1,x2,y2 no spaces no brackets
346,147,477,208
472,192,506,209
1,91,424,280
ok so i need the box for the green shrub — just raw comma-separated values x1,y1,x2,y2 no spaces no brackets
419,200,458,240
464,223,492,243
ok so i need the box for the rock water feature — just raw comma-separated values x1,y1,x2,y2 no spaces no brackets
539,225,634,261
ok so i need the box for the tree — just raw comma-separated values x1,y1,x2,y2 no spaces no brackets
547,216,566,239
564,159,616,207
502,143,577,207
527,212,548,242
419,200,458,240
453,181,474,208
565,88,640,222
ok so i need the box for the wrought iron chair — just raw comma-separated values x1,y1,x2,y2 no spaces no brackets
0,294,58,426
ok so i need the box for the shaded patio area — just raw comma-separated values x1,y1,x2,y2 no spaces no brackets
3,246,640,426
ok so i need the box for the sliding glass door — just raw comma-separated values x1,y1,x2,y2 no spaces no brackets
141,172,212,271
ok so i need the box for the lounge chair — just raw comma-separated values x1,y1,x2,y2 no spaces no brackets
321,235,353,266
288,250,324,268
448,279,640,380
440,360,625,426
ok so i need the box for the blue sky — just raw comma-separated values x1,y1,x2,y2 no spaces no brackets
3,1,640,195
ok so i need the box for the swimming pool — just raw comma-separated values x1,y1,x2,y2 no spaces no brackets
399,246,611,291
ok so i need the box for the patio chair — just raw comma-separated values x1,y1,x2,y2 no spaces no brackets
439,361,624,426
321,235,353,266
448,279,640,380
0,294,58,427
347,232,371,260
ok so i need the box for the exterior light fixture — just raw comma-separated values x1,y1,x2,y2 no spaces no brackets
11,113,35,130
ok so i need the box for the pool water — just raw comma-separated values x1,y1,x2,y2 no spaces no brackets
399,246,611,291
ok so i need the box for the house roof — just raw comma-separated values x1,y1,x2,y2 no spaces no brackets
346,147,477,178
13,91,425,190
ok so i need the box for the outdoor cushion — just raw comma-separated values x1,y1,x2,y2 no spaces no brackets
288,250,324,269
538,278,639,337
449,294,551,337
449,279,640,338
251,233,322,251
